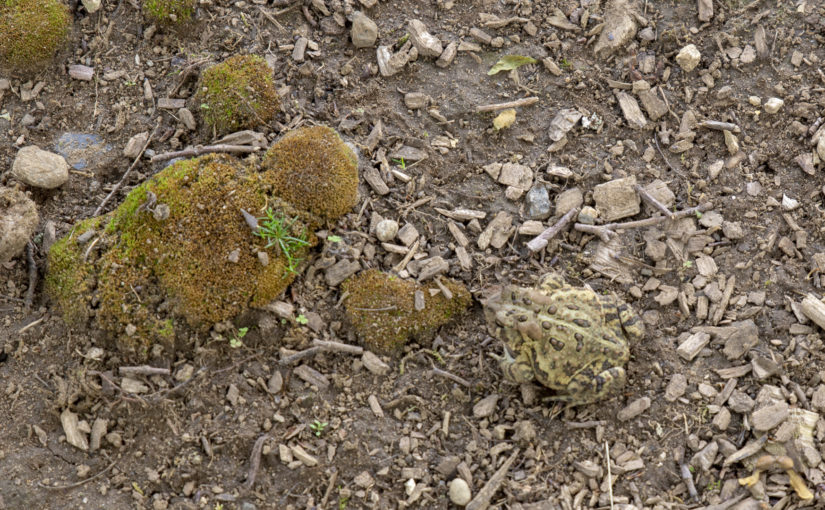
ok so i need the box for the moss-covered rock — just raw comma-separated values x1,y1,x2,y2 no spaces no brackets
262,126,358,220
47,154,317,356
0,0,71,71
143,0,195,24
196,55,280,135
342,270,471,354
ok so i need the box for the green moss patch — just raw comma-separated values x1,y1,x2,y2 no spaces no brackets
143,0,195,24
262,126,358,220
0,0,70,71
196,55,280,135
342,270,471,354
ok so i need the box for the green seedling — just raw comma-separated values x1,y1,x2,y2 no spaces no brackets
310,419,328,437
296,314,308,325
327,235,342,243
254,208,310,275
229,326,248,348
392,157,407,170
560,57,572,69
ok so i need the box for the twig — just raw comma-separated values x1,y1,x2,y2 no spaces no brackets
244,434,270,490
393,239,419,273
320,470,339,508
302,4,317,26
574,202,713,241
699,120,739,132
0,294,26,303
312,338,364,355
466,448,520,510
652,133,676,173
680,463,699,500
565,420,607,429
94,120,160,216
279,346,322,366
430,367,471,387
24,241,37,310
526,207,579,252
147,367,206,402
606,442,614,510
258,6,284,30
18,316,45,334
475,96,538,113
37,458,117,490
149,144,260,163
118,366,171,377
634,184,673,218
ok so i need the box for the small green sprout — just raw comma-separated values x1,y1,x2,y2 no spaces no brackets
682,260,693,269
392,157,407,170
327,235,342,243
254,208,311,275
560,57,572,69
296,314,308,325
310,419,328,437
199,103,211,110
229,326,248,348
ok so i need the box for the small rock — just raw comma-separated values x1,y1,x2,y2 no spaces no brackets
178,108,197,131
664,373,688,401
525,185,551,220
617,397,651,421
227,248,240,263
325,259,361,286
781,194,799,211
403,92,429,109
12,146,69,189
497,162,533,190
513,420,536,444
615,92,647,129
547,109,583,141
376,45,408,77
473,394,499,418
408,19,442,58
397,223,419,246
676,44,701,72
293,364,330,389
722,221,744,240
811,385,825,412
751,401,788,431
351,12,378,48
362,351,390,375
124,131,149,159
290,444,318,467
436,41,457,68
226,384,240,405
448,478,472,506
691,441,718,472
477,211,513,250
121,377,149,394
175,364,194,382
0,187,39,264
713,407,731,430
763,97,784,114
267,371,283,393
592,0,637,57
555,188,583,217
728,390,755,413
61,409,89,451
593,176,640,221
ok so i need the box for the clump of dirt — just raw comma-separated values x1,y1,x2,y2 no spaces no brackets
0,0,71,71
261,125,359,220
195,55,281,135
342,268,471,353
143,0,196,24
0,186,39,264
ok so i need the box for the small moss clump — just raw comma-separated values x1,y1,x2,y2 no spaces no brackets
0,0,70,71
143,0,195,24
342,270,471,354
261,126,358,220
196,55,280,135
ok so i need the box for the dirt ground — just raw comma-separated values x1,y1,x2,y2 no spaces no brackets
3,0,825,509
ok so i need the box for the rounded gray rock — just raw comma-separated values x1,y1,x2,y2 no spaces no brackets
12,146,69,189
351,12,378,49
0,187,39,264
448,478,471,506
375,219,399,242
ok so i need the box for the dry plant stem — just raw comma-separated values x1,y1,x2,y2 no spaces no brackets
244,434,270,490
430,367,471,387
565,420,607,429
312,338,364,355
633,184,673,218
465,448,520,510
118,366,171,377
18,316,45,334
575,202,713,241
526,207,579,252
279,346,322,366
652,133,676,172
475,96,538,113
147,367,207,402
700,120,739,132
38,459,118,490
95,120,160,216
606,442,614,510
150,144,260,163
24,241,36,310
680,462,699,500
320,470,339,508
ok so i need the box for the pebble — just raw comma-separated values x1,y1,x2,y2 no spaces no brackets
408,19,443,57
593,176,640,221
617,397,651,421
448,478,472,506
691,441,718,472
676,44,701,72
362,351,390,375
751,402,789,431
473,394,499,418
763,97,784,114
664,373,687,401
436,41,457,68
178,108,197,130
124,131,149,159
0,186,39,264
525,185,551,220
712,407,731,430
812,385,825,412
351,12,378,48
11,146,69,189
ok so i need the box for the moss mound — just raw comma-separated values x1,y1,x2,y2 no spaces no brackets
196,55,280,135
143,0,196,24
47,154,317,356
262,126,359,220
342,270,471,354
0,0,70,71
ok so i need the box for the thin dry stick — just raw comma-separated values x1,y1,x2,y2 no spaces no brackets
633,184,673,218
24,241,36,310
466,448,520,510
605,441,614,510
311,338,364,355
320,470,339,508
118,366,171,377
430,367,471,388
38,458,118,490
564,420,607,429
150,144,261,163
279,346,322,366
475,96,538,113
575,202,712,241
680,462,699,500
652,133,676,173
244,434,270,490
526,207,579,252
18,316,45,334
94,121,160,216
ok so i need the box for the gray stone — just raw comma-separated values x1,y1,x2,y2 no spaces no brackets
448,478,472,506
712,407,731,430
555,188,583,217
751,402,788,431
722,320,759,360
178,108,197,131
12,146,69,189
408,19,442,58
664,373,688,402
362,351,390,375
473,394,499,418
676,44,701,72
593,176,640,221
691,441,718,472
351,12,378,48
525,185,551,220
436,41,457,68
0,187,39,264
812,385,825,412
497,163,532,190
124,131,149,159
617,397,651,421
727,390,755,413
375,219,399,242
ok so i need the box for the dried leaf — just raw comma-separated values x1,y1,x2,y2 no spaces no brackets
787,470,814,500
493,109,516,130
737,471,761,487
488,55,537,75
